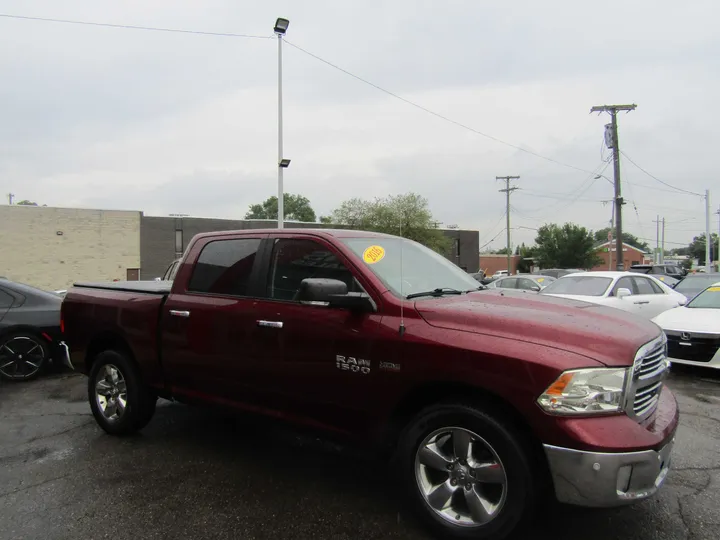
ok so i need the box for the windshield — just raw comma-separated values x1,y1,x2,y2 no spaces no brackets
687,285,720,309
675,275,720,298
341,237,480,298
540,275,613,297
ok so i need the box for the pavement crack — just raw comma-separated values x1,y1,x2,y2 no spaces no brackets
679,411,720,425
2,420,94,451
0,472,73,500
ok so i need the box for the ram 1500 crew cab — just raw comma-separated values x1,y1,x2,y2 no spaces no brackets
61,229,678,540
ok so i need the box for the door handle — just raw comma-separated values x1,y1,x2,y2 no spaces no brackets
633,301,650,305
169,310,191,317
257,320,283,329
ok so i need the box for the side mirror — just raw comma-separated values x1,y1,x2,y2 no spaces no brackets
154,277,162,282
616,287,632,299
530,285,541,292
296,278,375,312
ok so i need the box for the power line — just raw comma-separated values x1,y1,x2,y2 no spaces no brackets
620,151,703,197
0,13,272,39
477,210,508,246
479,228,509,251
285,39,599,176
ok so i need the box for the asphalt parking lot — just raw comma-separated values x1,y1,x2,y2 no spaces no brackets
1,368,719,540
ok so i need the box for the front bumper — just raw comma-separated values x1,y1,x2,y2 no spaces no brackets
544,437,674,507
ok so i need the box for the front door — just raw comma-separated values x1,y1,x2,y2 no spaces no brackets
631,276,679,318
250,235,383,433
160,235,266,402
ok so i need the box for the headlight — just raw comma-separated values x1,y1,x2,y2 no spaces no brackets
537,368,628,415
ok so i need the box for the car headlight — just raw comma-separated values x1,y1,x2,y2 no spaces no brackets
537,368,628,415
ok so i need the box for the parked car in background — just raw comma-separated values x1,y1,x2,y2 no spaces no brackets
486,274,556,292
537,268,585,279
0,278,64,381
154,258,182,282
653,282,720,369
62,229,678,540
651,275,680,288
673,273,720,301
540,271,687,319
491,269,508,279
630,263,686,281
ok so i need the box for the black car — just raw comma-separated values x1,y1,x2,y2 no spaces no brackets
629,263,686,280
0,279,64,381
537,268,585,279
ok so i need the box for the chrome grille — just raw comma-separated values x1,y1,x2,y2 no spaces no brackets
626,336,669,422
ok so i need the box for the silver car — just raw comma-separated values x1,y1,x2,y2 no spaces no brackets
486,275,556,292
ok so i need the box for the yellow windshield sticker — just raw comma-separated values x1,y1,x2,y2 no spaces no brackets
707,287,720,292
537,277,545,283
363,245,385,264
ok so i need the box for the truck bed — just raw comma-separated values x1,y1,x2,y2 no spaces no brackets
73,280,172,295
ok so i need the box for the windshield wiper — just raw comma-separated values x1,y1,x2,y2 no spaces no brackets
406,288,465,300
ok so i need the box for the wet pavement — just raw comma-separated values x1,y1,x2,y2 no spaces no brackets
1,366,719,540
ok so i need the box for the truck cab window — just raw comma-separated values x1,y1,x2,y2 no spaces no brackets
188,239,261,296
267,239,358,301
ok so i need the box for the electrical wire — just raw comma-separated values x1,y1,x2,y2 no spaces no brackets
0,13,272,39
284,39,600,176
620,151,703,197
479,228,508,251
477,210,508,246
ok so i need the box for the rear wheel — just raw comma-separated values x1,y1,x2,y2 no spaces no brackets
0,332,48,381
88,350,156,435
398,403,538,540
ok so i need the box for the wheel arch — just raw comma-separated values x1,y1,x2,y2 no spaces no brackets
85,331,138,375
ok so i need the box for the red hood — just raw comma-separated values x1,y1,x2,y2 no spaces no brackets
414,290,661,367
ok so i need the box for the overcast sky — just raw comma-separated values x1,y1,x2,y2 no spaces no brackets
1,0,717,250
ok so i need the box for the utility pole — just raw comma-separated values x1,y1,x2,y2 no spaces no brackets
591,103,637,270
654,215,660,264
706,190,712,273
661,218,665,263
497,176,520,275
7,193,14,205
716,205,720,270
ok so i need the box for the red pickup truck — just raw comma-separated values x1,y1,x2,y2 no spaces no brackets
61,228,678,540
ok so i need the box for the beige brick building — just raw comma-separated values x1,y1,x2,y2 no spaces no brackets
0,205,141,291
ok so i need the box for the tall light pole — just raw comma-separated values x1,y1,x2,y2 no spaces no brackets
274,17,290,228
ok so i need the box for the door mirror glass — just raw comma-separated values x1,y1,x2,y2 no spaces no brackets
616,287,632,299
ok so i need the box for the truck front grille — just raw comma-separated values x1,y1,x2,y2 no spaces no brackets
626,337,669,422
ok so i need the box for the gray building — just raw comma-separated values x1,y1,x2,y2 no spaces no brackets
140,216,479,279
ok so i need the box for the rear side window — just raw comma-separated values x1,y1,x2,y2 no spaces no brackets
634,277,663,294
497,278,518,289
188,239,261,296
0,288,14,308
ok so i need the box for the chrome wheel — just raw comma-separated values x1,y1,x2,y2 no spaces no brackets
94,364,127,422
0,336,46,380
415,427,507,527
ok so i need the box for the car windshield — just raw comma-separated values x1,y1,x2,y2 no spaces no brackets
674,275,720,298
540,275,613,297
340,237,481,298
687,285,720,309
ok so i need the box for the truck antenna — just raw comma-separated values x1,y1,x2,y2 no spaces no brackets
399,215,406,337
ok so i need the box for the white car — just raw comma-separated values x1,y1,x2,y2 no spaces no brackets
540,271,687,319
652,282,720,369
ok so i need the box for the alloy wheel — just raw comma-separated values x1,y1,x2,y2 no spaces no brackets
414,427,508,527
94,364,128,422
0,336,46,380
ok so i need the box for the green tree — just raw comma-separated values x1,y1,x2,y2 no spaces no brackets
593,228,649,252
516,243,537,273
330,192,451,254
534,223,602,269
245,193,317,222
687,233,720,265
16,200,38,206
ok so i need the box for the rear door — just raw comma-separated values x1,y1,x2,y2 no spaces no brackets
249,234,384,432
494,277,517,290
160,234,267,401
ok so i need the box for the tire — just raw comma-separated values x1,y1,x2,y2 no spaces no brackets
397,402,538,540
0,331,49,381
88,350,156,436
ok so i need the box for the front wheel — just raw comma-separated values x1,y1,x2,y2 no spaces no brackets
88,350,156,436
398,403,539,540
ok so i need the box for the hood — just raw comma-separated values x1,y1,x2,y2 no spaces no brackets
415,290,661,367
653,306,720,334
